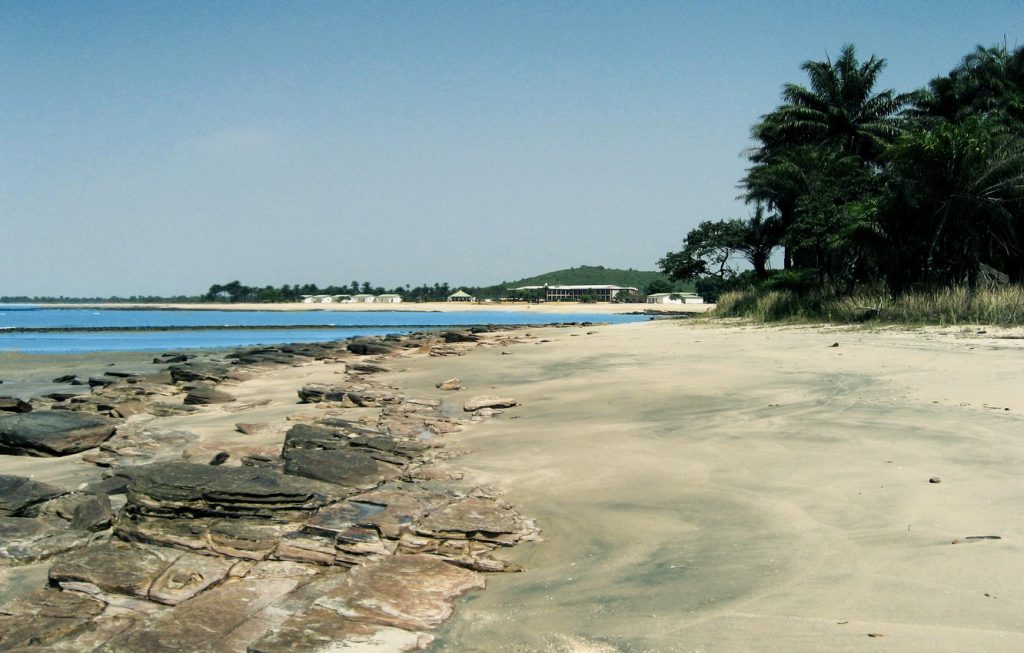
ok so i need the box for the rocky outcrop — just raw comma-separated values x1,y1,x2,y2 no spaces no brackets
463,395,519,412
0,411,116,456
0,474,66,516
182,385,236,405
0,396,32,413
119,462,350,518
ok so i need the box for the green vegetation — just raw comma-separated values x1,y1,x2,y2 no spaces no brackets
2,265,680,304
661,42,1024,323
501,265,687,291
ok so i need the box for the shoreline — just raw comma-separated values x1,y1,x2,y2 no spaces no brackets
26,301,714,315
4,320,1022,650
0,325,551,650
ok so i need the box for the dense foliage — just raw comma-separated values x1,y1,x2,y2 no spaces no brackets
661,42,1024,304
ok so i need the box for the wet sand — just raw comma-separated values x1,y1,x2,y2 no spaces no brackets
382,321,1024,652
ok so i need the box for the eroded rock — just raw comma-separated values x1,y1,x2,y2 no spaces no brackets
0,411,117,456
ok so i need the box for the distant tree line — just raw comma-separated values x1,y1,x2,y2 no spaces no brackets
661,42,1024,301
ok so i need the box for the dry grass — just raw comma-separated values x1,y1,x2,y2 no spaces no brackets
713,285,1024,325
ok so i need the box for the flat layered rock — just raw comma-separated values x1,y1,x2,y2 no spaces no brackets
82,426,199,468
23,492,112,531
313,554,484,631
121,462,350,518
167,362,239,384
297,383,346,403
416,496,535,545
98,576,302,653
0,588,106,651
50,541,181,600
0,517,97,564
182,385,236,405
0,411,117,456
347,341,399,356
283,448,402,490
0,396,32,413
462,396,519,412
435,377,463,391
0,475,66,517
249,608,426,653
116,514,298,560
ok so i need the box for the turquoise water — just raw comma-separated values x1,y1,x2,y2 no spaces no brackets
0,307,646,353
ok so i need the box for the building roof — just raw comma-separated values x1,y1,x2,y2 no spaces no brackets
448,290,474,298
377,294,401,299
513,285,638,291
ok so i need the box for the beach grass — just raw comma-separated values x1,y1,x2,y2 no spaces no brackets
713,284,1024,325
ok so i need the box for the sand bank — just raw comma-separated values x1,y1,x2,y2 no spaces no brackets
40,302,713,315
379,320,1024,652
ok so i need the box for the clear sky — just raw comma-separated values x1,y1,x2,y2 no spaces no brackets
2,1,1021,296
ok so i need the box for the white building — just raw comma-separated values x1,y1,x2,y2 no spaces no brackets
646,292,704,304
447,290,475,302
513,284,638,302
376,294,403,303
347,294,377,303
300,294,336,304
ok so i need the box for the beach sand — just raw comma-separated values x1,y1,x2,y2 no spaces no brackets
2,318,1021,651
379,320,1024,652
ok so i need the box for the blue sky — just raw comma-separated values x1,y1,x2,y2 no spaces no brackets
2,1,1021,296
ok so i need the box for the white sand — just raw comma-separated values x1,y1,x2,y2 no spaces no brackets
383,320,1024,652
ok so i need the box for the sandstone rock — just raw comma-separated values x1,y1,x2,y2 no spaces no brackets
313,554,483,630
283,448,401,490
0,517,97,564
116,513,297,560
249,608,426,653
50,541,180,600
0,588,106,651
0,411,116,456
24,492,112,531
347,361,391,374
120,462,349,518
148,550,235,605
462,395,519,412
183,385,236,405
0,396,32,413
0,475,66,517
168,361,249,385
435,377,463,391
347,341,399,356
82,426,199,468
152,353,188,364
416,496,535,545
442,331,480,343
98,576,301,653
297,383,346,403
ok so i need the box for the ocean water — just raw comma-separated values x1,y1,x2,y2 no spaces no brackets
0,307,647,353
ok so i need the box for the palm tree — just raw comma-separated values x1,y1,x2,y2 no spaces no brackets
916,44,1024,127
883,118,1024,287
754,44,915,161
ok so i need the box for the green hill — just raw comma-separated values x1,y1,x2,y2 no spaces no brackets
480,265,694,294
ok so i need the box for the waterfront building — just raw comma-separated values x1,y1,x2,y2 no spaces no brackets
513,285,638,302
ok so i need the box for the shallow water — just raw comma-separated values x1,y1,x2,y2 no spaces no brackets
0,308,646,353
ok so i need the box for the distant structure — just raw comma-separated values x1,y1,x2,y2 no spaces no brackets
376,294,403,303
447,290,476,302
347,294,377,303
300,294,349,304
513,284,638,302
646,292,704,304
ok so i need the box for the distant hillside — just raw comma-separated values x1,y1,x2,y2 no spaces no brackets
497,265,693,292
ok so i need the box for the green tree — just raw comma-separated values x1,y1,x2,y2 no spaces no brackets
754,44,914,161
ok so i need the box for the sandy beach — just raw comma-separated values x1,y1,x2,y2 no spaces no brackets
380,320,1024,652
2,318,1022,651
